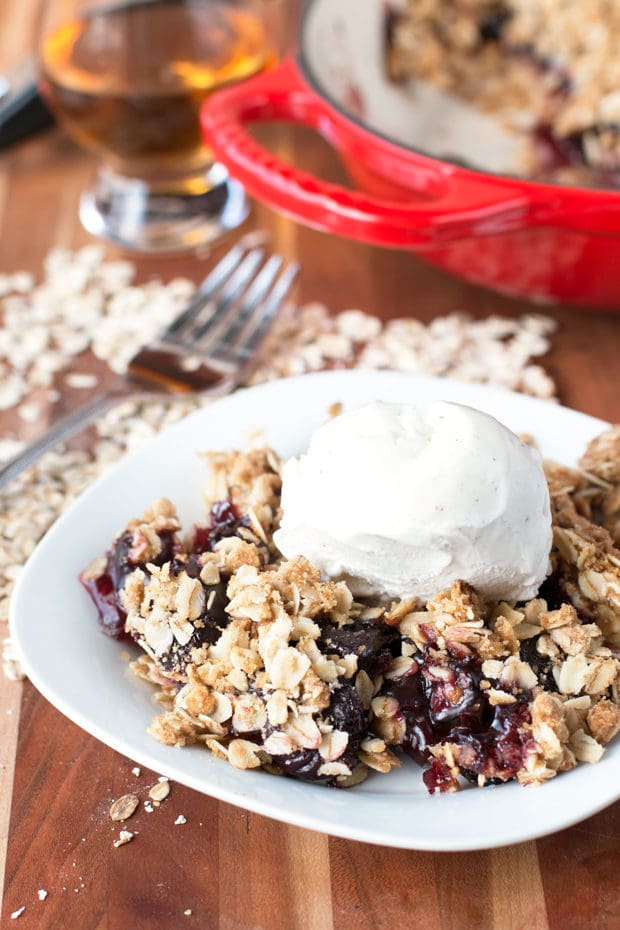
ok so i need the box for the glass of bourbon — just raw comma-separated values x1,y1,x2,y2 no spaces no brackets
38,0,280,252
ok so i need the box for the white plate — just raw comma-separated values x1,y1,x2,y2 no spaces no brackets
9,370,616,851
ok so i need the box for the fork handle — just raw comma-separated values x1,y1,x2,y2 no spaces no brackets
0,392,124,491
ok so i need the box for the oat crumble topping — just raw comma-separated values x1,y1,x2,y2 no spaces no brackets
387,0,620,185
80,426,620,793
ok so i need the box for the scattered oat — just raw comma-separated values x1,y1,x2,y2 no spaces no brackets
10,906,25,919
37,890,48,901
113,830,134,848
65,373,99,389
17,400,42,423
174,814,187,825
184,910,193,917
0,271,34,297
148,780,170,802
131,766,141,777
0,437,26,463
2,638,24,681
0,246,192,414
109,793,140,822
251,304,558,400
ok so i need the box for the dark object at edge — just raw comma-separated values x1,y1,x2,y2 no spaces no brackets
0,60,55,150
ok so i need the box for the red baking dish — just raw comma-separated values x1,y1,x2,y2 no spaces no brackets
202,0,620,309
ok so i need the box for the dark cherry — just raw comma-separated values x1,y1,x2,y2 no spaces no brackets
423,757,456,794
329,683,366,756
272,748,329,784
384,647,484,766
318,617,400,677
444,699,531,787
519,636,558,693
383,644,532,792
422,696,530,794
80,570,128,640
80,531,136,640
191,500,251,553
157,579,230,675
81,528,179,640
533,126,585,174
108,532,135,591
274,620,400,787
384,7,401,54
273,682,368,787
423,653,485,727
478,7,512,41
386,663,435,765
537,571,567,612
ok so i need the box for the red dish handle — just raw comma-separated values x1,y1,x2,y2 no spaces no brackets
201,57,542,248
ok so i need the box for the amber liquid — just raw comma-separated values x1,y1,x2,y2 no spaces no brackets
40,0,275,178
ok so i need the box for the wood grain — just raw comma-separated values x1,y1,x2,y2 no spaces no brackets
0,678,21,918
2,1,620,928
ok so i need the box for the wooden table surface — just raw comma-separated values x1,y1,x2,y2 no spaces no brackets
2,3,620,929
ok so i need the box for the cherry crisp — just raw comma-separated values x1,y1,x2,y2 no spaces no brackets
81,429,620,792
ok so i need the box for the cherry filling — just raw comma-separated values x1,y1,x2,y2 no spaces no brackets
423,698,532,793
268,617,400,786
318,616,401,678
519,635,557,694
383,642,533,793
271,683,367,787
191,500,251,553
83,499,250,642
157,577,231,676
80,528,178,640
478,7,512,41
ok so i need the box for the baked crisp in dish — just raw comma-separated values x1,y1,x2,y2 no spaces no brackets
386,0,620,186
81,427,620,792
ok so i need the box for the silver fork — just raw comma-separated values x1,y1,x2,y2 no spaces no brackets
0,240,298,491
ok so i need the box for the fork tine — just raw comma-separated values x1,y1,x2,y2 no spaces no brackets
215,262,299,367
162,242,247,341
0,240,294,491
204,254,284,358
188,248,266,344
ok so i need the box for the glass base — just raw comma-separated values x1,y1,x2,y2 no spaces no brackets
79,162,249,254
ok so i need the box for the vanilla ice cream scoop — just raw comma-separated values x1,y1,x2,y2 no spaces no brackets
274,400,552,603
